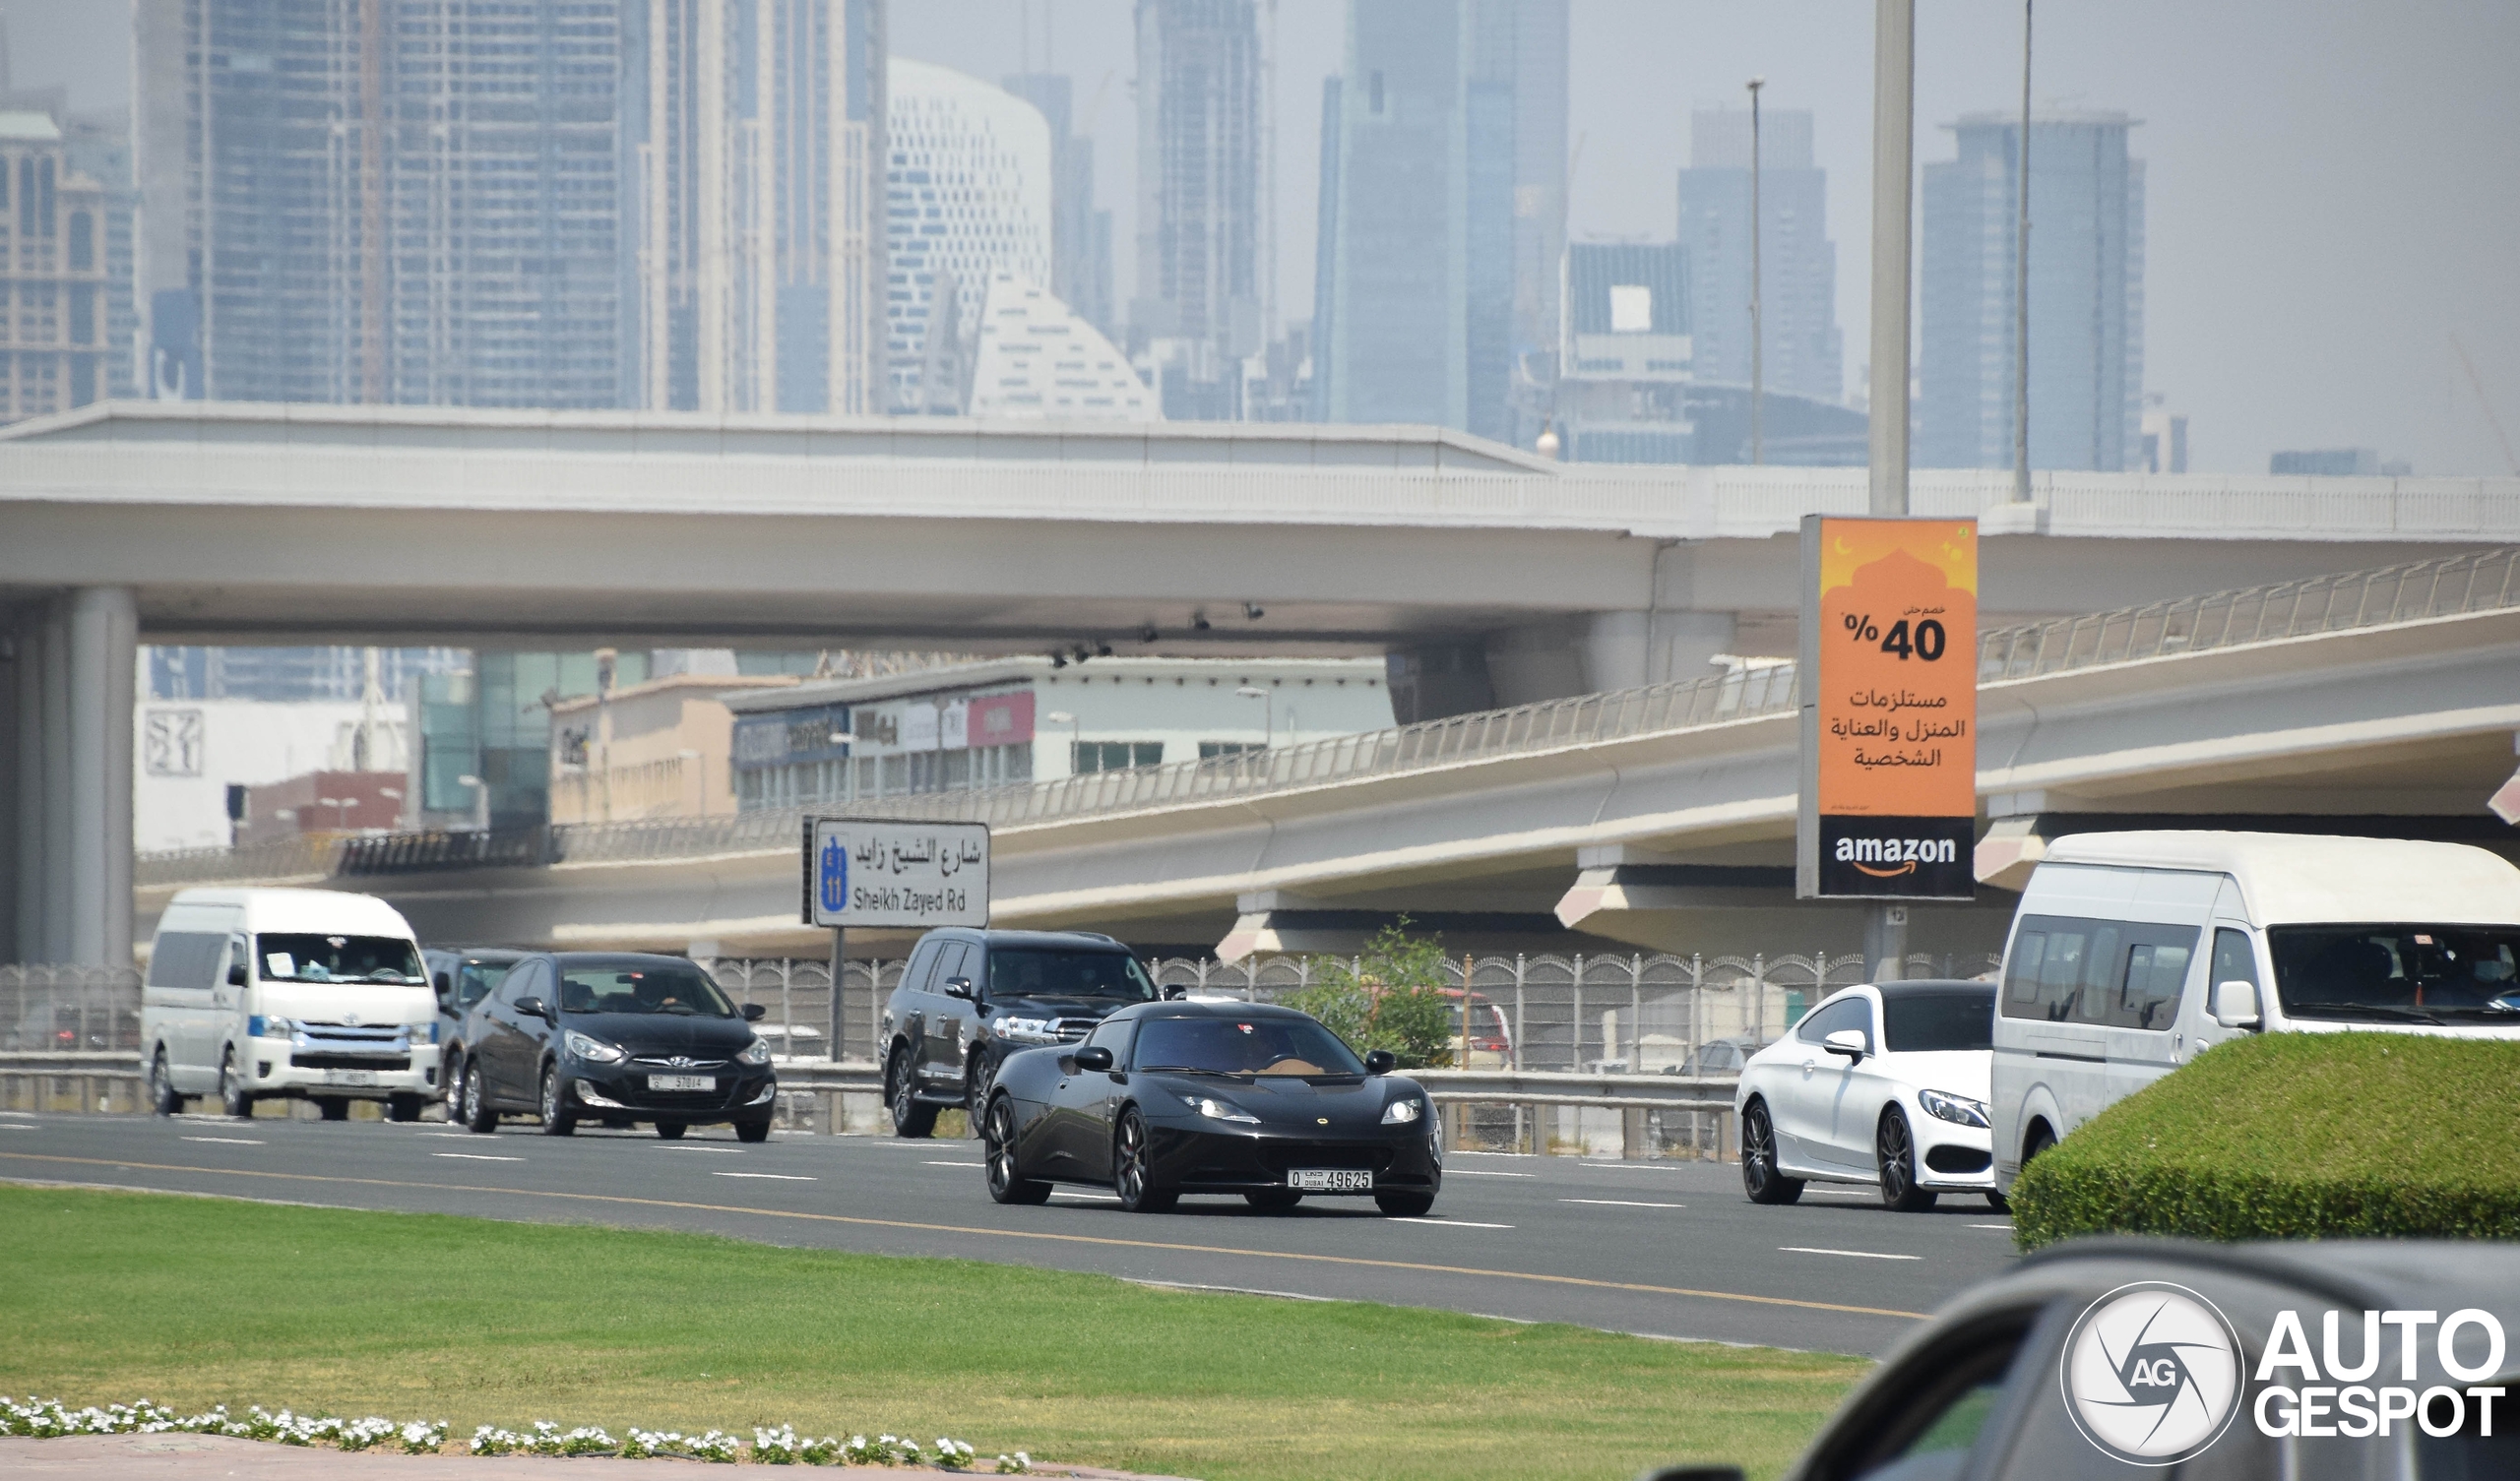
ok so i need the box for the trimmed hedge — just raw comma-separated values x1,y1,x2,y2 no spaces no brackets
2010,1030,2520,1250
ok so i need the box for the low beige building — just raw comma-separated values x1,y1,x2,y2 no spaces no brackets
546,674,793,826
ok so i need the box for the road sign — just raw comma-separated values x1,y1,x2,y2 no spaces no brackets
1796,515,1979,899
802,819,990,929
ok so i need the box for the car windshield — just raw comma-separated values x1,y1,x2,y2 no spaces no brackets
557,964,738,1018
2268,925,2520,1022
1883,989,1996,1051
257,934,424,985
1133,1016,1369,1077
986,949,1158,1003
454,958,516,1009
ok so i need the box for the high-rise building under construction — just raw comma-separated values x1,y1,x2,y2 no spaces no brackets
1132,0,1260,417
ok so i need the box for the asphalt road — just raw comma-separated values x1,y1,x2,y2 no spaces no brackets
0,1110,2024,1356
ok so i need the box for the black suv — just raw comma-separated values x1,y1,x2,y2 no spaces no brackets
881,928,1162,1137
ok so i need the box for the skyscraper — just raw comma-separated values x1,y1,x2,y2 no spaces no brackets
134,0,647,409
1921,111,2145,471
1132,0,1260,418
1676,106,1841,405
1003,74,1116,341
884,60,1055,412
1316,0,1565,441
640,0,890,415
0,107,113,422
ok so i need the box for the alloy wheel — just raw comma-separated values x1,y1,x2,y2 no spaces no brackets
148,1051,176,1116
984,1098,1019,1198
461,1063,490,1133
1878,1108,1936,1211
220,1052,251,1120
1740,1100,1802,1205
539,1065,575,1136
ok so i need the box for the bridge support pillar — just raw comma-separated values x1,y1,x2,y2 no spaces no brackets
12,589,139,968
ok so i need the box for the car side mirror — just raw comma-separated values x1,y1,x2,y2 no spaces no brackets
433,972,453,1006
1822,1028,1867,1063
1072,1045,1114,1073
2210,980,2261,1028
513,996,551,1021
942,977,976,1003
1363,1049,1398,1075
1636,1467,1745,1481
741,1003,767,1022
227,962,248,987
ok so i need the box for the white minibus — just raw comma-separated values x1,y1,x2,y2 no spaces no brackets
1991,832,2520,1194
143,888,440,1122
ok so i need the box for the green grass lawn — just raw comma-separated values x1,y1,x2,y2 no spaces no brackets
0,1186,1863,1480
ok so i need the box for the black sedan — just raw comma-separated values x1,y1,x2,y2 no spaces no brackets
977,1001,1442,1214
456,953,777,1142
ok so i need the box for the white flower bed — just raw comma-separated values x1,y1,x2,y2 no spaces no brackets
1,1395,1031,1471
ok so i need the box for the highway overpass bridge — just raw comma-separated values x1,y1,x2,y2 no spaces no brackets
6,400,2516,963
131,547,2520,968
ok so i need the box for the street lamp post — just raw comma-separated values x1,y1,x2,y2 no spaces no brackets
2012,0,2034,504
1748,76,1766,466
1234,686,1274,749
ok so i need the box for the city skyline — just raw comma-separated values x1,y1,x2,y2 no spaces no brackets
13,0,2519,474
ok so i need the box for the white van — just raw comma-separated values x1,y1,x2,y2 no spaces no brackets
1990,832,2520,1193
143,888,440,1122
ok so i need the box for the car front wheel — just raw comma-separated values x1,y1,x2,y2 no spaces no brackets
655,1121,686,1140
1110,1109,1175,1212
1244,1188,1302,1211
461,1062,497,1134
1374,1191,1435,1216
982,1094,1051,1205
886,1046,937,1139
1877,1107,1937,1211
734,1119,772,1144
1740,1099,1803,1204
538,1065,576,1136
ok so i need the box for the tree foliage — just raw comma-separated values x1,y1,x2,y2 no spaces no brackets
1282,920,1460,1069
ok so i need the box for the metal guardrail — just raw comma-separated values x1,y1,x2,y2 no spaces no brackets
135,546,2520,888
1977,545,2520,681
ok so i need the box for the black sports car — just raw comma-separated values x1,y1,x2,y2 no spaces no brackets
977,1000,1442,1214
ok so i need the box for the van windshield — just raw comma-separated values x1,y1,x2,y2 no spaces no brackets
258,934,425,986
2267,926,2520,1023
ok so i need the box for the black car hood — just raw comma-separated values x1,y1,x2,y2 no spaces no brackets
1143,1072,1412,1129
983,995,1141,1021
563,1013,756,1058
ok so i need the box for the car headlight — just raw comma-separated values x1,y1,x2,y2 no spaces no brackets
736,1036,771,1066
989,1015,1063,1045
1920,1088,1989,1128
1187,1094,1260,1124
563,1030,625,1065
249,1015,292,1038
1381,1098,1424,1125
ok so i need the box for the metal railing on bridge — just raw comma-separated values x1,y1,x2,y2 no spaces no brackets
135,546,2518,887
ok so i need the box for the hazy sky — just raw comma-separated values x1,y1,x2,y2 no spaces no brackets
16,1,2518,476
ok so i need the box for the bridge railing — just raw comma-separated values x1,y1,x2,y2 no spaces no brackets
1977,544,2520,681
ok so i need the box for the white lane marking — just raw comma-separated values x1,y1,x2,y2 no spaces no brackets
1053,1193,1121,1203
432,1152,524,1162
1779,1246,1921,1261
1442,1169,1535,1178
923,1160,983,1169
1575,1161,1684,1172
659,1144,747,1153
714,1171,815,1182
181,1136,264,1145
0,1124,35,1133
1969,1223,2015,1231
420,1132,475,1140
0,1111,35,1119
1559,1198,1684,1209
1393,1217,1514,1229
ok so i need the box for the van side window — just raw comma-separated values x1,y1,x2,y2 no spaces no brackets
146,932,226,989
2119,936,2196,1029
2211,928,2259,989
2072,926,2123,1023
2035,923,2091,1020
2004,933,2047,1004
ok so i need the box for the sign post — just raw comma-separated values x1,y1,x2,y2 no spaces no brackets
803,819,991,1062
1796,517,1980,943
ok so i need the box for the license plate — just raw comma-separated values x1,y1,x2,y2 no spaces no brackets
648,1075,715,1092
320,1070,378,1087
1289,1168,1373,1194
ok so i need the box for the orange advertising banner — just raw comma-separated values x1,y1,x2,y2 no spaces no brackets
1796,516,1980,899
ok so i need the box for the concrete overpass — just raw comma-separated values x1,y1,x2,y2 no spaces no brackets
133,547,2520,967
9,400,2518,964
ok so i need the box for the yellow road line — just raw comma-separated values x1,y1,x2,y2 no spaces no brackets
0,1150,1928,1322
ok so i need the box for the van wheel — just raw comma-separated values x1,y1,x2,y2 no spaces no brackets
386,1094,423,1123
886,1046,937,1139
1877,1108,1938,1212
1984,1189,2011,1213
148,1050,180,1117
1740,1099,1803,1204
2022,1122,2056,1169
219,1051,254,1120
314,1097,350,1122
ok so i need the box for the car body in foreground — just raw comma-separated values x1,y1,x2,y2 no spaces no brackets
455,952,776,1141
424,947,524,1111
1643,1237,2520,1481
978,1001,1442,1214
1735,979,1999,1211
880,927,1165,1137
